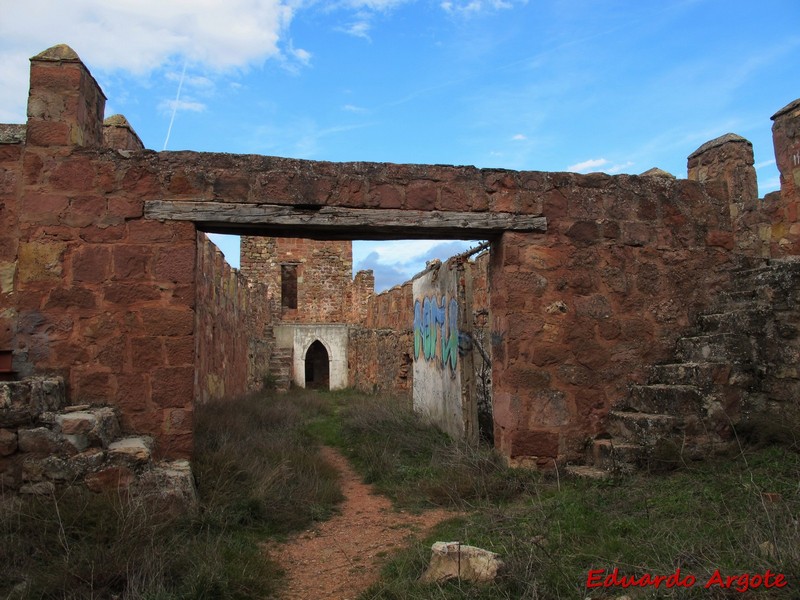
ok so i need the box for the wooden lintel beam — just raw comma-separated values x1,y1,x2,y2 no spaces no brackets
144,201,547,238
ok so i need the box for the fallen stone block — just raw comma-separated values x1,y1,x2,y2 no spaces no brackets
420,542,504,584
108,436,153,463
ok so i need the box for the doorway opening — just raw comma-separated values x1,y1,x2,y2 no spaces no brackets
305,340,330,390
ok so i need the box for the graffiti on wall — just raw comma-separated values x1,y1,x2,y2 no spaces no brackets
413,295,459,371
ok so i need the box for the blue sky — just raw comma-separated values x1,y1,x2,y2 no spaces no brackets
1,0,798,291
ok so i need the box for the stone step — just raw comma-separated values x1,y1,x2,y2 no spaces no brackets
0,377,66,427
696,308,770,334
648,362,731,388
719,288,767,307
626,384,704,414
108,436,153,464
607,411,681,441
675,333,755,364
589,438,641,471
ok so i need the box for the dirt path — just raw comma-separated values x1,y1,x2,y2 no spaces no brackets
269,446,456,600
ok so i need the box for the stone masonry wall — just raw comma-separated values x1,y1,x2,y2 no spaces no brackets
5,44,799,468
489,173,740,466
195,233,271,405
241,236,353,324
349,281,413,395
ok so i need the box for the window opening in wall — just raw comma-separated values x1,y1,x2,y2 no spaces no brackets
305,340,330,389
281,264,298,309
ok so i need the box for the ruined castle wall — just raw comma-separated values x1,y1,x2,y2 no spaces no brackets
195,233,271,405
349,282,413,395
769,100,800,256
241,236,353,324
490,173,738,466
0,127,23,351
8,44,800,466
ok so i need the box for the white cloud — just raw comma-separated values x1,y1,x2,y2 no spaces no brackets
343,104,368,113
567,158,609,173
291,46,313,66
441,0,515,14
0,0,297,121
342,20,373,40
607,161,634,174
511,133,527,140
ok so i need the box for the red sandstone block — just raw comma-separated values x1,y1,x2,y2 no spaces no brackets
131,337,166,371
0,319,13,347
85,466,134,493
72,245,111,283
154,244,196,284
50,157,95,192
488,189,517,213
212,174,250,201
158,431,193,460
621,221,651,246
565,220,599,245
29,62,83,91
165,336,194,366
510,430,559,459
368,184,403,209
170,284,196,308
103,282,161,305
0,145,22,163
114,373,150,413
22,150,44,185
120,166,160,199
126,220,176,243
79,224,126,243
26,120,70,147
63,196,106,228
108,197,144,220
97,337,126,370
140,308,194,337
44,286,97,310
705,230,734,250
79,312,119,342
168,171,205,196
151,366,194,408
73,370,114,404
18,193,69,225
95,162,117,194
112,245,151,280
46,340,90,365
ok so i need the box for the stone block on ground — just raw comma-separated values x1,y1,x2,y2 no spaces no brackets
420,542,504,584
17,427,73,456
134,459,198,514
108,436,153,464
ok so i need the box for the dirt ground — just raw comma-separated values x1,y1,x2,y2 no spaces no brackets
268,446,457,599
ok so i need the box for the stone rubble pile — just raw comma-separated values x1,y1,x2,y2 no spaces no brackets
0,376,196,508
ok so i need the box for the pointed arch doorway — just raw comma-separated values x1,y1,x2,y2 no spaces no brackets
304,340,330,389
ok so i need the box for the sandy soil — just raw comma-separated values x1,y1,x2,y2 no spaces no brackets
268,446,456,599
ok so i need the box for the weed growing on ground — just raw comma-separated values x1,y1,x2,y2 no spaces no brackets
360,445,800,599
313,389,538,509
0,389,344,599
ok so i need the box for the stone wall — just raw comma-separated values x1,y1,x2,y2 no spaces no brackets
349,282,413,395
241,236,353,324
4,44,800,468
195,233,272,404
413,257,476,439
489,172,741,466
768,99,800,255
